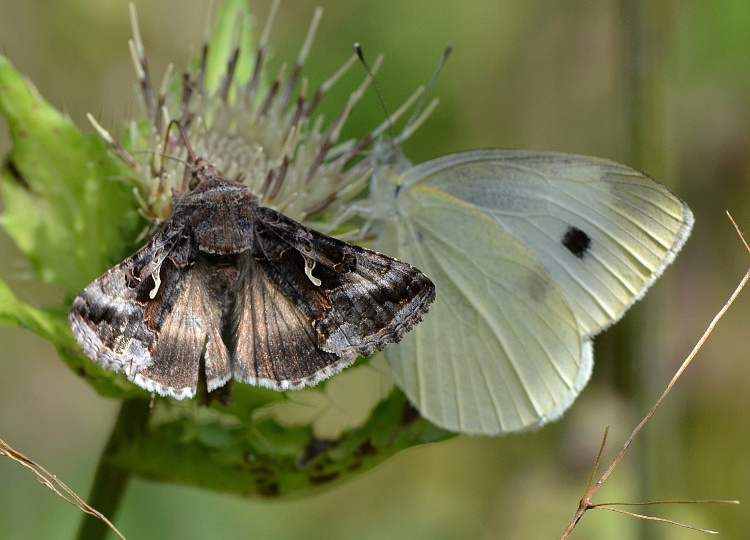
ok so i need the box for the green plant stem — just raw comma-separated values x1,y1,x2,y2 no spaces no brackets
620,1,670,539
76,398,150,540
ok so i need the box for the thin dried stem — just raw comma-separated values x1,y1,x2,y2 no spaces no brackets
0,438,125,539
559,215,749,538
595,506,720,534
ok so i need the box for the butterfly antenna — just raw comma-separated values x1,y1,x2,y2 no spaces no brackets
397,45,451,146
354,44,450,150
354,43,396,142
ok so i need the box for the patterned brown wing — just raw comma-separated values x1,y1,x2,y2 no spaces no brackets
70,157,435,396
69,223,232,398
253,207,436,360
134,257,232,398
232,253,346,390
68,222,187,378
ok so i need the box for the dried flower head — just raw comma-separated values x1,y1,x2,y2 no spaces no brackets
89,1,431,239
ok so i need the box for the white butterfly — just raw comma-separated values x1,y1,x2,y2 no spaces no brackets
365,148,693,435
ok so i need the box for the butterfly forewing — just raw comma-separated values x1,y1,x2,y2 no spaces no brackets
405,150,694,337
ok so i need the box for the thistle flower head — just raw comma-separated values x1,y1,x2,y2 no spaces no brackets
90,0,431,237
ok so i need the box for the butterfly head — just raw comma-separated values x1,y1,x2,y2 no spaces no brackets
365,140,412,220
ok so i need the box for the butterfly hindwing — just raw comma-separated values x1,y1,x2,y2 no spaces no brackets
378,186,590,434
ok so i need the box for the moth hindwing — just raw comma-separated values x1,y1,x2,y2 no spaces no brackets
69,158,436,399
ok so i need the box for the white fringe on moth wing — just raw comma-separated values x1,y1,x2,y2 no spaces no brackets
233,355,359,392
206,371,233,393
131,373,196,400
68,311,153,377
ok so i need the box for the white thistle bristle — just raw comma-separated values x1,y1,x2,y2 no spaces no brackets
100,4,435,238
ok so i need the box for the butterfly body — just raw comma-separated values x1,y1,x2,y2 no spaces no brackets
69,158,435,399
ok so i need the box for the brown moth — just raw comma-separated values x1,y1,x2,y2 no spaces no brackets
69,156,435,399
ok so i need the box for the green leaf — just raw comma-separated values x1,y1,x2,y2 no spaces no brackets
0,55,146,399
0,274,145,398
0,55,141,297
108,389,452,497
0,274,65,340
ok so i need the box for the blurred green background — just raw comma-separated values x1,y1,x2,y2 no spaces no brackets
1,0,749,538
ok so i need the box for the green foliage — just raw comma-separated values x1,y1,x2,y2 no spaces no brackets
0,56,141,293
108,390,447,497
0,55,147,400
203,0,257,93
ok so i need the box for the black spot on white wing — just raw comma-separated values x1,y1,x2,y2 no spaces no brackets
561,226,592,259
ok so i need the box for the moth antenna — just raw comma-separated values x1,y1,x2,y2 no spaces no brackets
354,43,395,142
163,120,198,168
158,153,193,171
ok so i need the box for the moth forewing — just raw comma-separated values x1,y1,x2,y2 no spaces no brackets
253,206,437,358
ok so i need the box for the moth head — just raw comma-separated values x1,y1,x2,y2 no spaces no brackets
190,158,214,188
